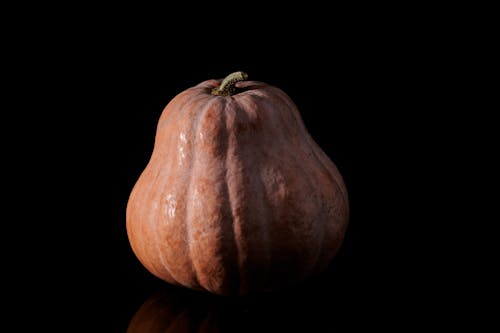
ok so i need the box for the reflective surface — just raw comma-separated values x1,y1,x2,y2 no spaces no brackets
127,287,232,333
127,282,348,332
124,259,390,332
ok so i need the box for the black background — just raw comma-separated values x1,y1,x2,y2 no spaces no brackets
5,5,477,331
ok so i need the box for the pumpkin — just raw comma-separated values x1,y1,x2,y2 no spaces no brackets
126,72,349,296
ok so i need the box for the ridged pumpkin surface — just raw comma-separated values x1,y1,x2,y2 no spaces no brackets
126,77,349,296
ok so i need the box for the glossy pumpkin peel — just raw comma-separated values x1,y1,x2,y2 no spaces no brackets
126,72,349,296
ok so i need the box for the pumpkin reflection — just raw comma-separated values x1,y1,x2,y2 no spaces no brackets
127,286,235,333
128,277,342,333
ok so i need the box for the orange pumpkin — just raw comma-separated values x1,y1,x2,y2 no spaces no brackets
126,72,349,296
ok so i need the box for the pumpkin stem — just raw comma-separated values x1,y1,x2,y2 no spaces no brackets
211,71,248,96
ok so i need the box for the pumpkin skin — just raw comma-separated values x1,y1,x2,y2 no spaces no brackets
126,76,349,296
